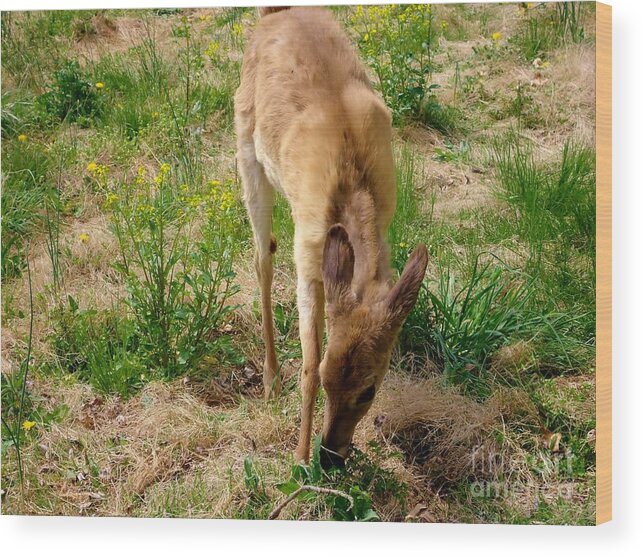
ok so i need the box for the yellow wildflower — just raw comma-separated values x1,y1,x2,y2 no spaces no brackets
22,420,36,431
105,192,119,208
87,162,98,172
208,179,221,187
399,241,408,249
134,166,146,186
492,32,502,42
219,190,234,211
154,163,171,184
18,134,27,142
204,41,220,58
95,82,105,89
363,33,369,42
440,20,448,30
79,233,89,243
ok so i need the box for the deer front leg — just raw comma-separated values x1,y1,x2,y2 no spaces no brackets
294,277,324,462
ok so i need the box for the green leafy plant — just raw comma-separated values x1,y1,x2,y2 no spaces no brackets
434,139,470,164
240,456,271,517
37,60,103,125
388,146,428,273
491,134,596,356
351,4,437,125
106,164,240,378
273,437,380,521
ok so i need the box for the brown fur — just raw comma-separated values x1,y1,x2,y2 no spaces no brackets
257,7,290,18
235,7,428,462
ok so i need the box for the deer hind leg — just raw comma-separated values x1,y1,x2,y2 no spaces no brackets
238,141,280,399
293,239,325,462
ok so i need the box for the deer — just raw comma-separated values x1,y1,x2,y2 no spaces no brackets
235,6,428,466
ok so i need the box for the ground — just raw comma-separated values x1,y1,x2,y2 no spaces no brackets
1,4,596,523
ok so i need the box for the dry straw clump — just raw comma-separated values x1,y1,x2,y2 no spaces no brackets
357,374,538,489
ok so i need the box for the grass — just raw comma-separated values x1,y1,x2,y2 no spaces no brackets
491,133,596,357
1,4,596,524
511,2,589,62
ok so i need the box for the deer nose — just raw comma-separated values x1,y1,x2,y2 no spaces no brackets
320,445,346,469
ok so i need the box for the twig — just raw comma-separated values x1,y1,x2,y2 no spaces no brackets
268,485,354,520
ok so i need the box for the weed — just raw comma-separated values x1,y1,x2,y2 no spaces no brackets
107,165,240,378
554,2,586,44
491,133,596,369
352,4,437,125
506,84,543,129
388,146,431,273
420,92,465,134
434,139,470,164
37,60,103,126
49,297,144,396
241,456,271,517
271,437,384,521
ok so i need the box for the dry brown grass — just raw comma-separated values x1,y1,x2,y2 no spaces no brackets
5,362,577,522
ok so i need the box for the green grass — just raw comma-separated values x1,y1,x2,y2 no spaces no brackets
389,132,595,390
491,134,596,351
1,139,52,277
421,258,536,389
511,2,591,62
48,298,145,397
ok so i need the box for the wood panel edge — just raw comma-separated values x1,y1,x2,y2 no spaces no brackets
595,0,612,526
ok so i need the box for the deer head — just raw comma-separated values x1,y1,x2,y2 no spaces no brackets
319,224,428,467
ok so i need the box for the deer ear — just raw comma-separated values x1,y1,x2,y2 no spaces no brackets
322,224,355,304
387,244,428,324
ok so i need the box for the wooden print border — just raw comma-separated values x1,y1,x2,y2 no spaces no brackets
596,1,612,525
